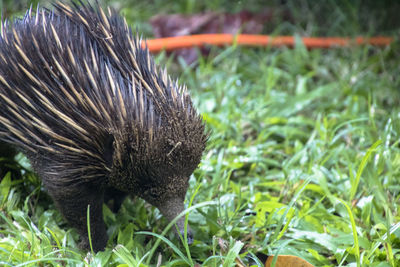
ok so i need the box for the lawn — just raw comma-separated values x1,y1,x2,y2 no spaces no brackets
0,0,399,266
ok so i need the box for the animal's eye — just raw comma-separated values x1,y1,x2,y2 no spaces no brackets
149,188,159,198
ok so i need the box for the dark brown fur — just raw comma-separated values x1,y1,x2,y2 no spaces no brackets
0,1,206,251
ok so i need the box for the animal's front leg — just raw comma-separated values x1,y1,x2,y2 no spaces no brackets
46,182,108,251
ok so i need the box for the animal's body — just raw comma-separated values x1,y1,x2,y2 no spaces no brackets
0,1,206,251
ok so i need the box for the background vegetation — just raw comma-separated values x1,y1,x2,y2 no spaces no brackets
0,0,399,266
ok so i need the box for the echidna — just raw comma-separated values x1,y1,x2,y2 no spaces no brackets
0,1,207,251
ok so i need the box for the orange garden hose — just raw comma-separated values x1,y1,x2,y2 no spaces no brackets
143,34,394,52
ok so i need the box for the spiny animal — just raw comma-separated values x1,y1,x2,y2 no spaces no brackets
0,1,207,251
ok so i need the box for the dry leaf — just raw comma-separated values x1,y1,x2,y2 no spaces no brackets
264,255,314,267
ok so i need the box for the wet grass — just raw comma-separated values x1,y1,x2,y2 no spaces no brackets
1,0,399,266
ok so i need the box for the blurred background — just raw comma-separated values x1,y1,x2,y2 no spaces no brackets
1,0,399,37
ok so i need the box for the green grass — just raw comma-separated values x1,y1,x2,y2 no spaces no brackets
1,0,400,266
